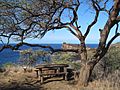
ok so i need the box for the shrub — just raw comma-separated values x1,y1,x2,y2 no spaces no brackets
19,49,51,66
3,62,16,68
92,44,120,80
104,46,120,72
51,52,81,70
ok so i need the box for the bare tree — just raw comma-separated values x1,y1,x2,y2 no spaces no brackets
0,0,120,86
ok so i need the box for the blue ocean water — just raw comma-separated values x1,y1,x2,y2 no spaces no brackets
86,44,98,48
0,44,98,65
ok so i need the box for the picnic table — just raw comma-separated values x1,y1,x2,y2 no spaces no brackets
35,64,69,83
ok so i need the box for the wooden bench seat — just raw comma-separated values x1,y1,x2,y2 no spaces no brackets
40,72,68,83
34,69,39,78
40,72,67,76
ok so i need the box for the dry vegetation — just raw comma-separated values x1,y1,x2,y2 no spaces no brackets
0,43,120,90
0,66,42,90
0,65,120,90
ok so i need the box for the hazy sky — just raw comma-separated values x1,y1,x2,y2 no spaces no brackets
3,0,120,44
24,1,120,44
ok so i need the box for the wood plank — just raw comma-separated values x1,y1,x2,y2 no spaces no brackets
40,72,67,76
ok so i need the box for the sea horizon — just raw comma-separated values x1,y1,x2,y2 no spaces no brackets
0,43,98,66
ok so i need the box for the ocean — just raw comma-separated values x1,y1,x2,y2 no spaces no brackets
0,44,98,66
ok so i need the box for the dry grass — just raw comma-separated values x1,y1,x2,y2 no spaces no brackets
0,66,42,90
80,70,120,90
0,65,120,90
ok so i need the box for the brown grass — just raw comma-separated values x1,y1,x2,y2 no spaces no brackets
0,65,120,90
79,70,120,90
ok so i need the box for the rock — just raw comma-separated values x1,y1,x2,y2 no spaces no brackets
0,67,6,73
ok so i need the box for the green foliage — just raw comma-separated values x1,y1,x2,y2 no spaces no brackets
104,46,120,72
19,49,36,66
3,62,16,68
71,62,81,70
19,49,50,66
92,45,120,80
51,52,81,70
52,52,74,64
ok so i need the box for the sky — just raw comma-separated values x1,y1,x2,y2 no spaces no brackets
24,0,120,44
2,0,120,44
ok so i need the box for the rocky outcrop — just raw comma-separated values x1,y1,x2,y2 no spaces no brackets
62,42,91,50
62,42,80,50
0,67,6,73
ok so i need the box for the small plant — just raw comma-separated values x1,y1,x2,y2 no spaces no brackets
19,49,51,66
71,62,81,70
3,62,16,68
19,49,38,66
51,52,80,70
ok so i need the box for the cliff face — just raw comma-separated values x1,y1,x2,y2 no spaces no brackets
110,42,120,48
62,43,96,59
62,43,81,50
62,42,120,50
62,43,91,50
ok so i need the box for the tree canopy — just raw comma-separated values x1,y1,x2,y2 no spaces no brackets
0,0,80,51
0,0,119,52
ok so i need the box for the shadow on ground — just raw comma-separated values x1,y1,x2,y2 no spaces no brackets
0,85,44,90
0,80,45,90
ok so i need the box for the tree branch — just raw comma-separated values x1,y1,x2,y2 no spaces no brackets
115,23,119,34
93,0,120,60
64,26,79,39
116,16,120,22
106,33,120,51
69,23,83,39
98,0,120,46
0,42,79,53
84,0,100,38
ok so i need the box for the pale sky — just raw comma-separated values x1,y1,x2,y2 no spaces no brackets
24,1,120,44
2,0,120,44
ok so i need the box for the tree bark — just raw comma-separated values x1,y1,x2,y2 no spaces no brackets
76,0,120,87
76,40,92,86
77,63,94,86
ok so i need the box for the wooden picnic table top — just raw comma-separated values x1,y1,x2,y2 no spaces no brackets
35,64,69,69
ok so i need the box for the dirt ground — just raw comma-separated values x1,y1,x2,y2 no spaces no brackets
0,67,76,90
0,67,120,90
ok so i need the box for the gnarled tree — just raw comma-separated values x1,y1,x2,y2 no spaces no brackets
0,0,120,86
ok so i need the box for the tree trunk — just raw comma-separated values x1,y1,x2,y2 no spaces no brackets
77,63,94,86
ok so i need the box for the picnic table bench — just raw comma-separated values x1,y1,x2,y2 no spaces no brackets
35,64,69,83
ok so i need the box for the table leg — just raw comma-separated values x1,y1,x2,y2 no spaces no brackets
36,70,39,78
39,68,44,83
64,67,67,81
40,76,43,83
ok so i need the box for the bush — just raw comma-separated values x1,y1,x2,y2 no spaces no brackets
92,45,120,80
3,62,16,68
104,46,120,72
51,52,81,70
19,49,51,66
